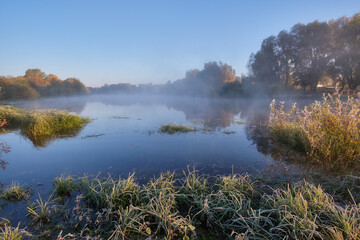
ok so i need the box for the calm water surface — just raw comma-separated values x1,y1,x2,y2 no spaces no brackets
0,94,303,189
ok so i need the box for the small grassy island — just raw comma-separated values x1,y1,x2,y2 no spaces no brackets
160,123,196,134
0,106,89,147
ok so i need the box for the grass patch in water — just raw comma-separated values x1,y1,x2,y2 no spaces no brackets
1,182,31,202
160,123,196,134
81,133,104,139
0,105,89,147
269,94,360,171
109,116,130,119
53,174,76,199
223,130,236,135
27,194,56,226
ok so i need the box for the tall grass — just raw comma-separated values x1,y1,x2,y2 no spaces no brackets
269,94,360,171
0,106,89,147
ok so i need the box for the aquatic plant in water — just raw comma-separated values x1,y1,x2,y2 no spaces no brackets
160,123,196,134
1,182,31,201
27,194,56,225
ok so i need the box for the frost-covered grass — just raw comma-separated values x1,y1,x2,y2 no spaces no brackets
0,105,89,147
269,94,360,171
2,170,358,239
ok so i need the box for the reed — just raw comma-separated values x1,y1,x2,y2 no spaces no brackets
269,94,360,171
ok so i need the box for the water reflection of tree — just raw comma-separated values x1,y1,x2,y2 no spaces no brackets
170,100,239,130
0,119,10,170
168,98,257,130
15,96,87,114
0,142,10,170
95,95,254,130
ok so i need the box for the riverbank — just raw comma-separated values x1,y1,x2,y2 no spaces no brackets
0,170,359,239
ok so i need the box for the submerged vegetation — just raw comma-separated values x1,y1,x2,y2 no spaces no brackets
269,94,360,171
1,170,359,239
0,106,89,147
160,123,196,134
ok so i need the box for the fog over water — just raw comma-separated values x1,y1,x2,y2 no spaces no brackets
0,94,321,194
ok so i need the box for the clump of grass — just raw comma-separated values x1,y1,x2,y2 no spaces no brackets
27,194,56,225
54,174,76,199
269,94,360,171
105,173,140,211
216,173,256,198
160,123,196,134
109,205,150,239
1,182,31,201
261,181,360,239
140,172,195,239
0,221,31,240
81,173,140,211
0,105,89,147
181,167,209,197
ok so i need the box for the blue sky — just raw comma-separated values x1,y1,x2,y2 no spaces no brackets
0,1,359,87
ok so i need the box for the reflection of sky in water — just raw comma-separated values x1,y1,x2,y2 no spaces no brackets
0,95,277,189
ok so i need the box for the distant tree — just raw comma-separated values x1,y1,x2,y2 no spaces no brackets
0,77,39,99
332,14,360,90
276,30,295,88
24,68,47,85
291,21,331,91
0,70,88,99
170,61,237,96
218,80,243,97
249,36,281,87
62,78,88,95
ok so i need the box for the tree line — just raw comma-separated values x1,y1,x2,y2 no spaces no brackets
0,69,88,99
2,13,359,99
248,13,360,92
91,62,245,97
94,12,360,97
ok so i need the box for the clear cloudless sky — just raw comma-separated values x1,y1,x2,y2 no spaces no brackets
0,0,359,87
